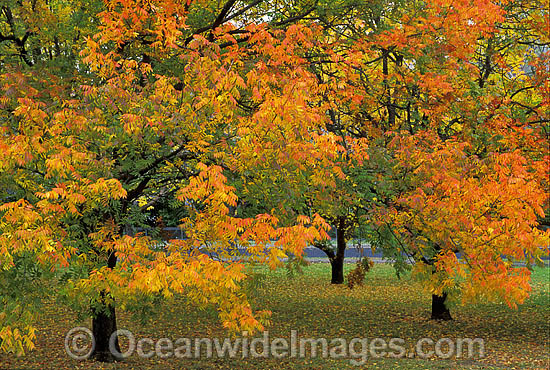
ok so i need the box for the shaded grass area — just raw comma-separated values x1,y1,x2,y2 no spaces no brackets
0,263,548,369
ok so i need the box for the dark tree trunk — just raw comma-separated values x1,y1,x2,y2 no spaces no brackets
431,292,452,321
422,244,452,321
313,216,348,284
91,299,122,362
330,255,344,284
330,218,347,284
90,251,122,362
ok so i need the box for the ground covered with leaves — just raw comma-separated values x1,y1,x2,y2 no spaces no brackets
1,263,548,369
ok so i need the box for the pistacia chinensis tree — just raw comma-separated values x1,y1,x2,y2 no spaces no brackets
0,0,334,361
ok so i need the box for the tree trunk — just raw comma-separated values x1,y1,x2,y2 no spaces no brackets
426,245,452,320
91,298,122,362
313,217,348,284
431,292,452,320
330,217,347,284
330,255,344,284
90,251,122,362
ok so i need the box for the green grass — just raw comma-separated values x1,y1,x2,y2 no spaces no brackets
1,263,548,369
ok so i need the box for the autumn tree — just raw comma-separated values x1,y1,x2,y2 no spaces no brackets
226,0,384,285
0,0,333,361
306,0,549,318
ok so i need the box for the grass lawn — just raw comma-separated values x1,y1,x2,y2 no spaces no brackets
0,263,548,369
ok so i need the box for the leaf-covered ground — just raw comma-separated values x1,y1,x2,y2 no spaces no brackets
1,263,548,369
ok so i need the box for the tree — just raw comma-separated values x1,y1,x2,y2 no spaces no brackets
0,0,333,360
307,0,549,318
